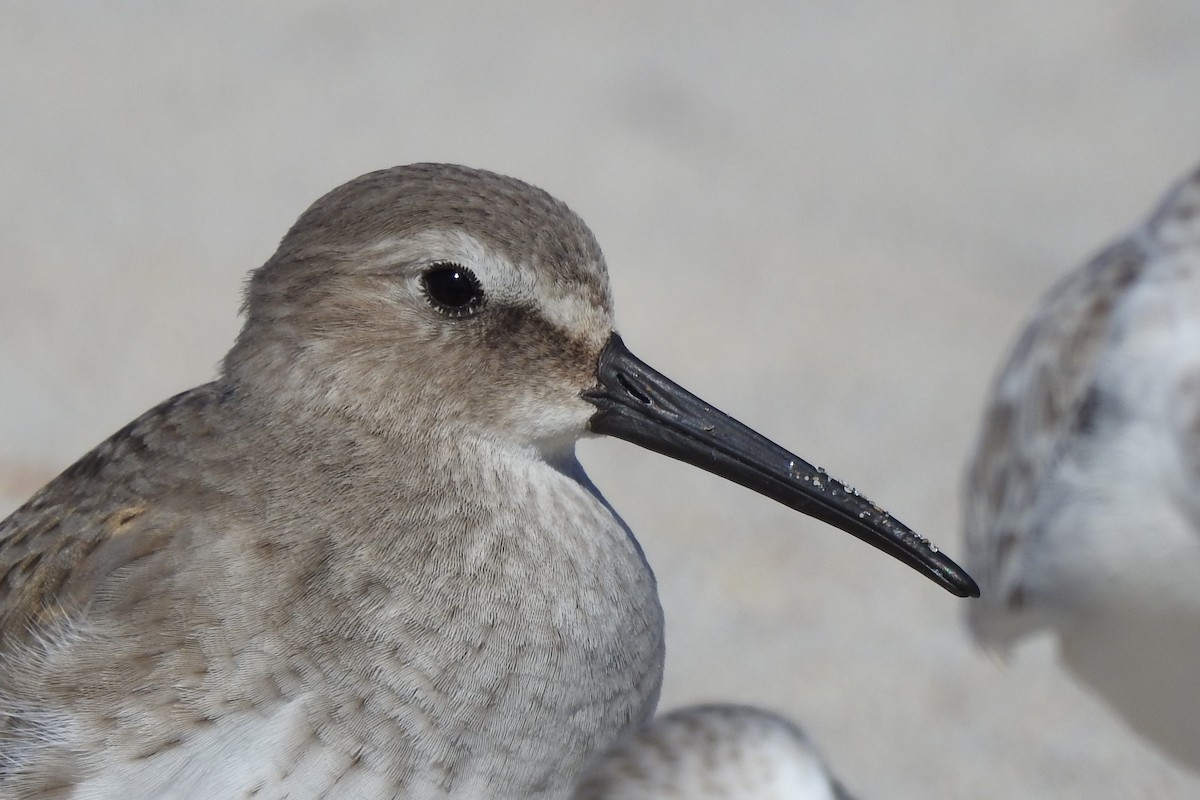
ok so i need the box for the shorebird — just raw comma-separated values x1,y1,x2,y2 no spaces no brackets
572,704,856,800
964,163,1200,770
0,163,976,798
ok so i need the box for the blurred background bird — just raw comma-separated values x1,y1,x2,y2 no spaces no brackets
965,164,1200,772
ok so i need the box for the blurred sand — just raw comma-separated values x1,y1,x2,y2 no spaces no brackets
4,2,1200,797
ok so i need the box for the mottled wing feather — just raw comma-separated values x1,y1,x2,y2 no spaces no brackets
963,229,1148,643
0,386,221,650
964,164,1200,646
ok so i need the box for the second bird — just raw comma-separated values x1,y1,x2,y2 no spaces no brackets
965,163,1200,771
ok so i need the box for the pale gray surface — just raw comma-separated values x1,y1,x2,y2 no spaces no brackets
3,2,1200,797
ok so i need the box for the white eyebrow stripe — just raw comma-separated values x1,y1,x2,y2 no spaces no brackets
356,229,613,336
355,230,533,303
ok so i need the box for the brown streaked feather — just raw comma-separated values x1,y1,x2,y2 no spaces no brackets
0,386,224,648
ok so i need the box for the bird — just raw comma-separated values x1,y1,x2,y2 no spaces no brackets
0,163,977,798
571,703,857,800
964,162,1200,770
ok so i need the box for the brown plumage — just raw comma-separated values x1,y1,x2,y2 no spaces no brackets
1,163,974,798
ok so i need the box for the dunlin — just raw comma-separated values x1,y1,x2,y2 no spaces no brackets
964,163,1200,770
0,164,975,798
572,704,856,800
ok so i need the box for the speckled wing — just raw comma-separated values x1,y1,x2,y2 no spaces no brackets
962,212,1147,647
964,165,1200,647
0,386,222,651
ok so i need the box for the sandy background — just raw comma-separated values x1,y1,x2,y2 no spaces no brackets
4,2,1200,797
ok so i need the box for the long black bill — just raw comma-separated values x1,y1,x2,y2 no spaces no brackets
582,334,979,598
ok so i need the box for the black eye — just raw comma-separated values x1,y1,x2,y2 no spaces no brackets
420,262,486,317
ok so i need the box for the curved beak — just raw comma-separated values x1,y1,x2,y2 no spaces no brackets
582,334,979,598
